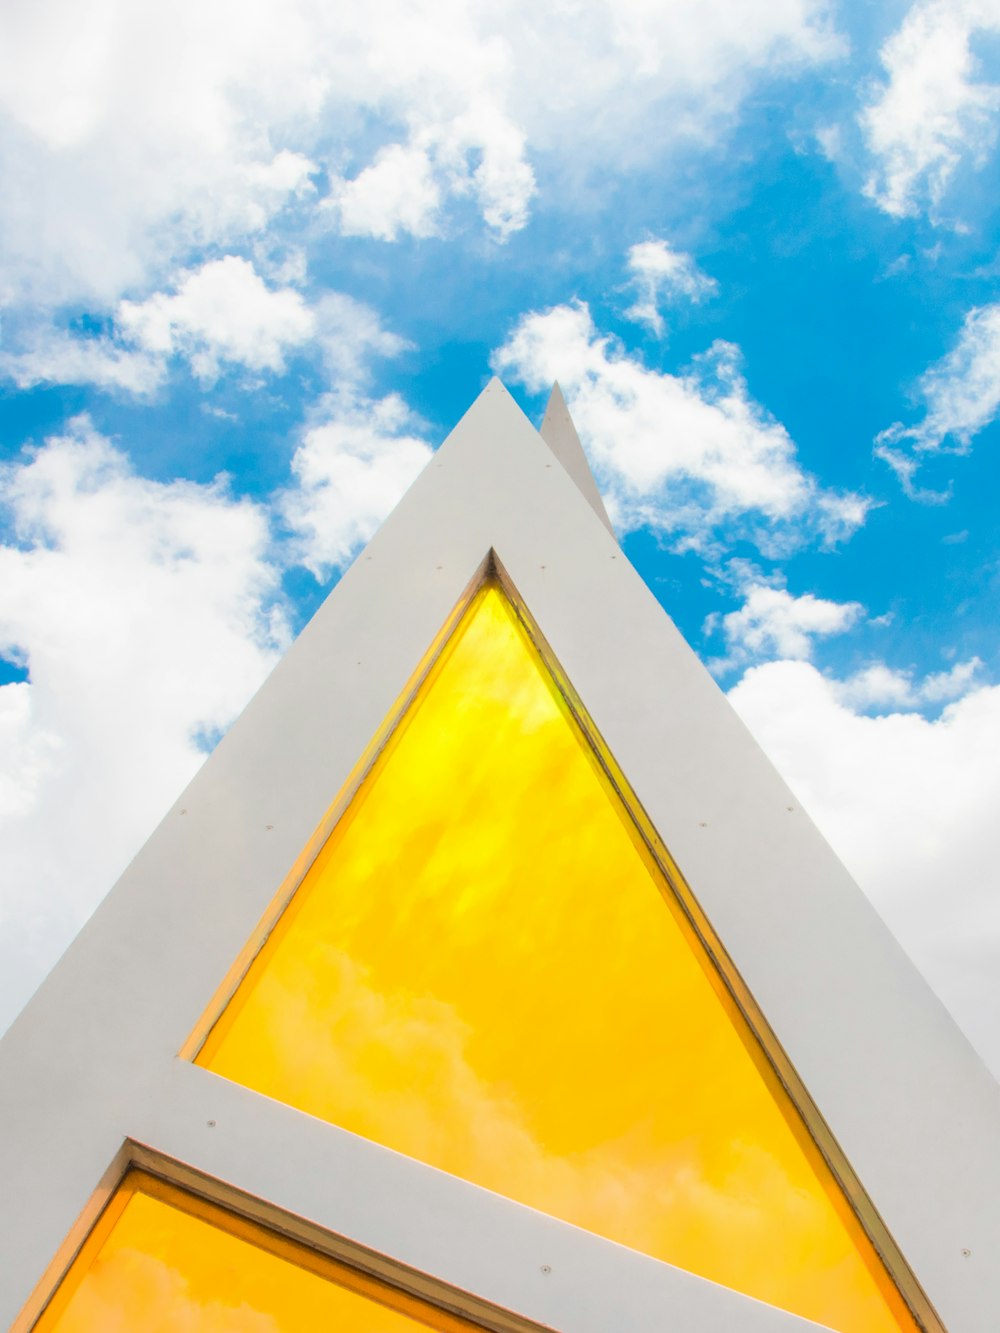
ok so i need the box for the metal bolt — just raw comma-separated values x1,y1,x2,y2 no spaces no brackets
265,824,274,831
540,1265,551,1275
961,1247,972,1257
207,1120,216,1128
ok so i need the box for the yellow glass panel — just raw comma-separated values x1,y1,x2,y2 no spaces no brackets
37,1171,478,1332
196,583,917,1333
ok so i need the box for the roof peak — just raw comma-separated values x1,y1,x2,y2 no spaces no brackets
539,382,614,535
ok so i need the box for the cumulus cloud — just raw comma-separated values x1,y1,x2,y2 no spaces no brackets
894,301,1000,448
1,258,405,395
835,657,983,709
0,682,61,821
0,0,840,308
283,392,434,576
860,0,1000,220
0,325,164,396
312,292,411,384
708,581,863,672
331,143,444,242
0,418,287,1031
624,238,718,336
492,301,867,553
116,256,315,382
328,111,536,243
729,660,1000,1078
876,301,1000,494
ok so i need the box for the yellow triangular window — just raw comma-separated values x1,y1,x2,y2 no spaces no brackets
194,581,916,1332
37,1172,479,1331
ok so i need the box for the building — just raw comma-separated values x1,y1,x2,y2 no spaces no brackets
2,382,999,1331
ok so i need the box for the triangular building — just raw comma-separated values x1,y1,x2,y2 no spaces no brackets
2,382,999,1332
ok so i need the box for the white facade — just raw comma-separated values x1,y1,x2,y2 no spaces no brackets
2,381,998,1331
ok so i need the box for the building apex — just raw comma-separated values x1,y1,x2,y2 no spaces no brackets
539,381,615,535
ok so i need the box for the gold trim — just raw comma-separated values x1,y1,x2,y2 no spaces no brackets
13,1145,131,1333
26,1145,553,1333
493,553,942,1333
178,554,491,1063
180,550,941,1333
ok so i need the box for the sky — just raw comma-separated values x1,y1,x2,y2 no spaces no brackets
1,0,1000,1079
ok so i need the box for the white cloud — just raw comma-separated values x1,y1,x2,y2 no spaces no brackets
729,660,1000,1079
283,392,434,576
329,110,537,244
710,582,863,670
492,301,867,553
0,417,287,1031
860,0,1000,220
625,238,718,336
331,143,443,242
876,300,1000,493
0,0,839,308
0,682,61,821
913,301,1000,450
886,300,1000,448
836,657,983,709
1,260,405,395
0,325,164,396
312,292,411,384
117,256,315,383
455,105,536,238
873,439,953,504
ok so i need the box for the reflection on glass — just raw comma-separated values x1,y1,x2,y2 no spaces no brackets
196,584,917,1332
37,1171,477,1332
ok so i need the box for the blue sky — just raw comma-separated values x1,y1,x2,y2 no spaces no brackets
2,0,1000,1076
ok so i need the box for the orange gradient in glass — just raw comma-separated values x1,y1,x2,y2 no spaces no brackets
36,1171,477,1333
196,584,916,1332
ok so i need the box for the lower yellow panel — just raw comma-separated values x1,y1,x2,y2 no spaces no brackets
36,1171,477,1332
196,583,917,1332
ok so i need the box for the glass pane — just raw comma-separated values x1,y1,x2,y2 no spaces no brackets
37,1171,478,1332
196,583,917,1332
